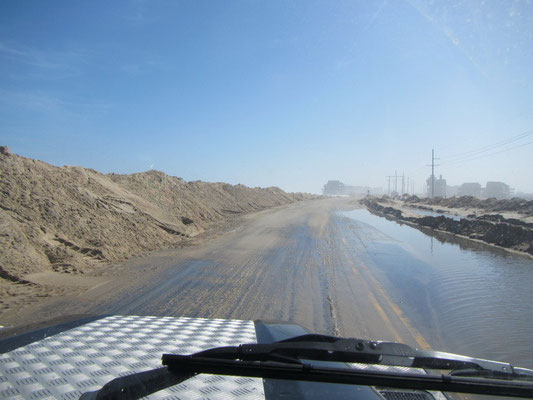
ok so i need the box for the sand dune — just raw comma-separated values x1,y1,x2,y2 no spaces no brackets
0,148,314,317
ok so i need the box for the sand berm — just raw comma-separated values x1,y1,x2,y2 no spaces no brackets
0,147,316,315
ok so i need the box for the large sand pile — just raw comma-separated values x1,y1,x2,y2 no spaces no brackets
403,195,533,216
0,148,312,313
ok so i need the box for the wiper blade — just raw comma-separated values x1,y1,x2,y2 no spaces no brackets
82,335,533,399
162,354,533,398
451,367,533,381
178,334,533,380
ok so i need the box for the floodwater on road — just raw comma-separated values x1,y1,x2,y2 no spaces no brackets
339,209,533,369
407,208,462,221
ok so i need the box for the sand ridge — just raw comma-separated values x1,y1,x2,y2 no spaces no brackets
0,148,316,318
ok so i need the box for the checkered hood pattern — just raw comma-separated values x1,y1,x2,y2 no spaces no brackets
0,315,265,400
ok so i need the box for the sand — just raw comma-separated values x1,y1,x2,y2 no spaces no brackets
0,148,316,320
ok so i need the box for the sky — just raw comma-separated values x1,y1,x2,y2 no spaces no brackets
1,0,533,194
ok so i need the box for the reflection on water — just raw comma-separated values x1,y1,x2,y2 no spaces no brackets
407,208,462,221
340,209,533,369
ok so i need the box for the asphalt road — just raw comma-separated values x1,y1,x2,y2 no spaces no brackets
7,198,430,350
91,198,430,349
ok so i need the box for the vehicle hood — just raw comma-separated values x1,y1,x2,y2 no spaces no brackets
0,315,445,400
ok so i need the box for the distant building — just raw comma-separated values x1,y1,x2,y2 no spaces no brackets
458,182,482,197
322,180,382,196
485,181,511,199
322,180,346,195
426,174,446,197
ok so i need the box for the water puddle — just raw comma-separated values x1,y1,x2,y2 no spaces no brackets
339,209,533,369
407,208,463,221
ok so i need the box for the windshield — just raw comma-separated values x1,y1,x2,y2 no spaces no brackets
1,1,532,399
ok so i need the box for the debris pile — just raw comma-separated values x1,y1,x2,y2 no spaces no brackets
363,198,533,256
403,195,533,215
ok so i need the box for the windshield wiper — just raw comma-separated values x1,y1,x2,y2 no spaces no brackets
173,334,533,376
81,334,533,400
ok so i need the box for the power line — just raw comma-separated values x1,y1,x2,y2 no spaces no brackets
442,129,533,160
441,129,533,162
442,139,533,166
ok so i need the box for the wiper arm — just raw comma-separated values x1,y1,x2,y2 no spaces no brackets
81,334,533,399
162,354,533,398
79,368,196,400
182,333,533,380
161,334,533,394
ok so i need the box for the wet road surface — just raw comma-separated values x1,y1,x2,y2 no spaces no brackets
8,197,532,371
87,198,432,350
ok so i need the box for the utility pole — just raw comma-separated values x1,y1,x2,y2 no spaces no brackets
426,149,440,198
431,150,435,198
386,176,393,196
401,173,405,195
394,170,398,196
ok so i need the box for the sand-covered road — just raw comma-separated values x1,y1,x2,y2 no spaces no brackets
1,198,429,350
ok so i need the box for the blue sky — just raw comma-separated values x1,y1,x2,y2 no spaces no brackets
1,0,532,194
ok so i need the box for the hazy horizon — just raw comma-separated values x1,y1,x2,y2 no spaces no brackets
1,1,532,194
